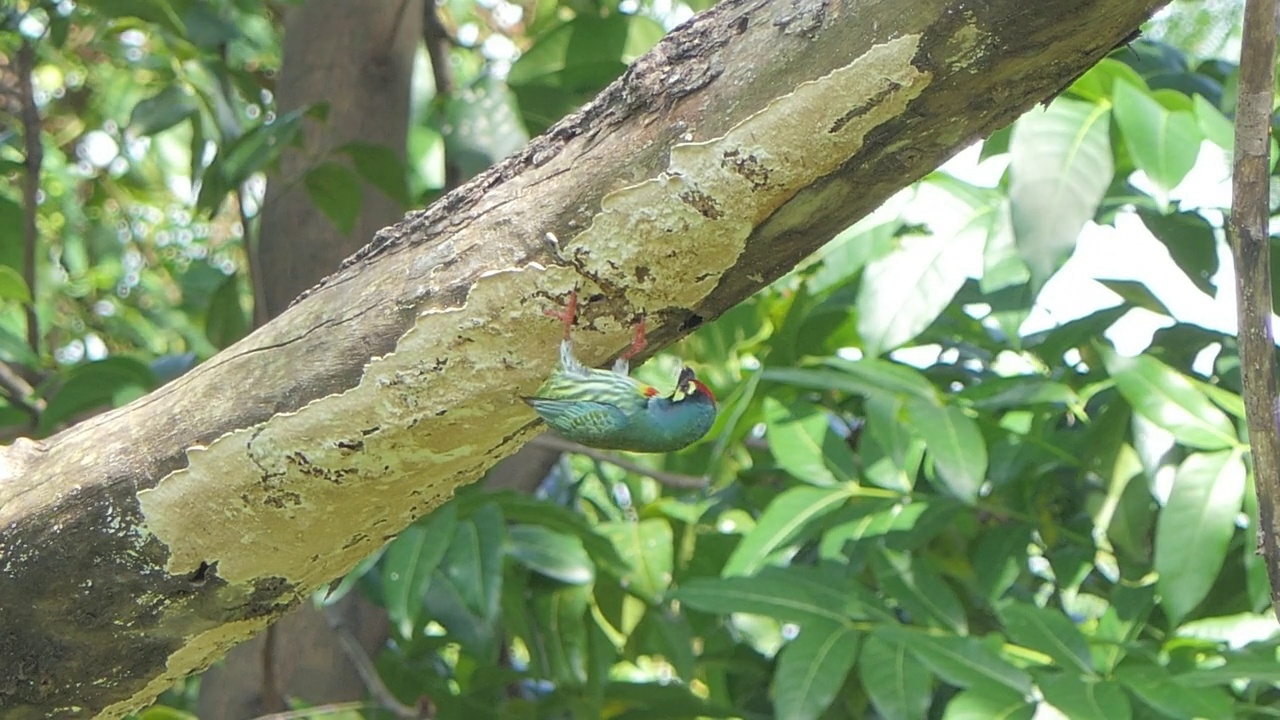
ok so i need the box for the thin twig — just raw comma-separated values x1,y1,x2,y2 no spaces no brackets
323,604,424,719
422,0,462,190
530,433,710,489
250,701,379,720
16,38,41,355
1229,0,1280,615
0,359,43,419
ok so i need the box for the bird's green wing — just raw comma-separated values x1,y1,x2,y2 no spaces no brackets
522,397,631,447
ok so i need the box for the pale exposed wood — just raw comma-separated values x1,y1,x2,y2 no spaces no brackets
0,0,1168,717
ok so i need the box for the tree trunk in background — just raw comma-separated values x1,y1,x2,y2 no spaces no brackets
254,0,421,320
198,0,421,715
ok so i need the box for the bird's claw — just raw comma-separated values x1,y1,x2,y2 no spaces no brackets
544,288,578,339
622,317,647,361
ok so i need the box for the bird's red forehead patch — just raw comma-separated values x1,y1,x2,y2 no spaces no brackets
643,386,659,397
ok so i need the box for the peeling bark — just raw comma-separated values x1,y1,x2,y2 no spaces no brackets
0,0,1167,716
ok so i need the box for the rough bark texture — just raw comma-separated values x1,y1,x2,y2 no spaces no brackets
0,0,1167,717
1230,0,1280,616
197,1,419,716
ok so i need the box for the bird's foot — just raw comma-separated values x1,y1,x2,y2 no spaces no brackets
544,289,578,339
622,317,647,361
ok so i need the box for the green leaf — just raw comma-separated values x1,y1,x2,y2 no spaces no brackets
508,15,664,132
1113,80,1202,193
722,484,853,577
674,568,864,626
1155,450,1246,625
506,524,595,585
529,583,591,684
972,523,1031,605
873,549,968,633
907,400,987,503
484,492,628,576
981,202,1030,293
961,377,1079,412
129,85,199,136
599,518,673,601
942,684,1034,720
1097,279,1172,316
339,142,411,207
763,398,854,486
763,360,938,405
861,394,924,493
304,162,363,235
1009,98,1113,288
774,623,861,720
40,358,157,433
1114,661,1233,720
86,0,186,36
0,265,32,304
423,503,506,659
819,501,932,560
1172,650,1280,686
808,218,901,294
1069,58,1146,103
998,604,1093,676
857,227,982,356
1103,351,1238,450
1037,674,1131,720
875,625,1033,696
1136,209,1219,295
197,108,307,214
204,272,247,349
859,633,932,720
383,503,457,637
319,546,385,606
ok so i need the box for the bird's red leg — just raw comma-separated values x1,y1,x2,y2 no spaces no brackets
544,290,578,339
621,317,647,360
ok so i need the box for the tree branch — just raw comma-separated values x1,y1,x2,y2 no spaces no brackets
16,38,42,355
1230,0,1280,615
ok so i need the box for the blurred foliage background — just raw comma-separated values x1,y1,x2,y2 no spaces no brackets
1,0,1275,718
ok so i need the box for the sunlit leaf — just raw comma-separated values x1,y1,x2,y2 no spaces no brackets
907,400,987,503
1104,351,1238,450
998,604,1093,676
763,398,855,486
722,484,853,577
942,684,1034,720
0,265,32,304
857,227,982,356
1009,98,1113,288
1113,80,1202,193
1155,450,1246,625
506,524,595,585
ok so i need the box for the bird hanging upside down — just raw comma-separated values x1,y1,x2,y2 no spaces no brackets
522,291,717,453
